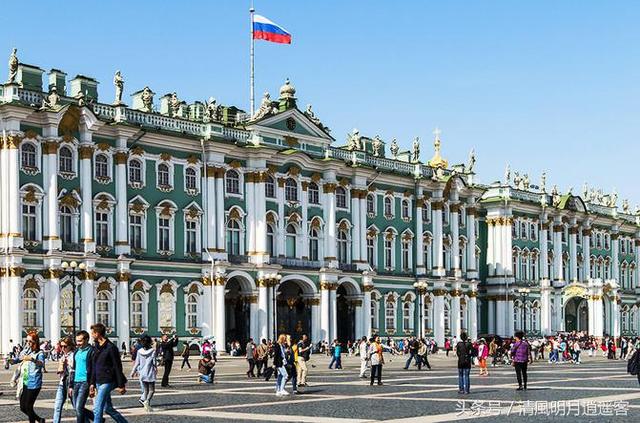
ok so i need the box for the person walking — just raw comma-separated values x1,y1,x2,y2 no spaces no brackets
10,331,45,423
274,334,289,396
198,353,215,383
358,336,370,378
511,330,532,391
256,339,269,377
404,337,419,370
445,338,452,357
477,338,489,376
68,330,94,423
246,338,257,378
287,335,299,394
53,336,74,423
296,334,311,386
368,336,385,386
130,335,157,412
328,341,342,369
455,332,474,394
180,341,191,370
88,323,127,423
418,339,432,370
159,334,178,387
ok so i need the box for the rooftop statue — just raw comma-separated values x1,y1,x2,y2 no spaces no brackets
40,87,60,110
411,136,420,163
141,86,153,112
551,185,561,207
610,189,618,207
347,128,362,151
466,149,476,173
372,135,383,157
622,199,630,213
252,91,276,121
7,48,18,83
390,138,399,158
540,172,546,193
169,92,181,117
304,104,321,126
582,182,589,199
523,174,530,190
205,97,221,122
113,70,124,105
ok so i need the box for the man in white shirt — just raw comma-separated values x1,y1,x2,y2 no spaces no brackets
359,336,369,378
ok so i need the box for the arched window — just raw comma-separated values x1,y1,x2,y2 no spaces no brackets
226,170,240,194
335,186,347,208
401,200,410,220
384,235,394,269
367,194,375,215
96,291,111,327
371,295,380,331
403,302,411,331
265,175,275,198
367,232,377,268
129,159,142,184
60,206,74,243
95,154,109,178
521,222,528,240
531,223,538,241
337,228,349,263
186,293,199,328
384,196,393,217
385,296,397,331
285,178,298,201
158,163,170,186
227,219,242,255
422,203,430,222
308,182,319,204
59,146,73,173
285,224,297,258
21,143,37,169
266,223,275,257
185,167,197,190
444,300,450,334
401,238,411,271
309,227,319,261
423,297,432,334
131,291,145,328
95,211,109,246
22,288,39,328
158,216,171,251
531,301,540,332
22,203,37,241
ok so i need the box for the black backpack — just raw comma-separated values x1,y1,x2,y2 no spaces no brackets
627,351,639,375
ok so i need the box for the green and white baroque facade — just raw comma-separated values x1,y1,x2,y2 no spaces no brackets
1,57,639,354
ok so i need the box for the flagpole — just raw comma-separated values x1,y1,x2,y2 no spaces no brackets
250,2,255,116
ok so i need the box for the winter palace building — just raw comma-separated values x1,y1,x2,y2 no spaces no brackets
1,54,639,354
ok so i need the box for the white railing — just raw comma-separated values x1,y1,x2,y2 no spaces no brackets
93,103,116,118
222,127,250,141
18,89,44,105
511,189,542,203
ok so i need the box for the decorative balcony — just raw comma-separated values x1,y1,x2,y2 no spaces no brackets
272,257,323,269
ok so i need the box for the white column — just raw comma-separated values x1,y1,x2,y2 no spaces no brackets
214,279,226,352
611,290,620,338
506,297,514,336
415,199,425,274
81,274,95,332
351,190,360,262
215,170,226,254
432,200,444,276
49,275,61,344
540,223,549,279
114,148,129,255
206,168,217,252
246,172,256,254
266,285,274,340
258,282,268,341
276,178,285,256
487,299,495,334
43,140,60,251
590,294,604,337
201,280,213,338
504,217,514,277
612,233,620,282
451,205,460,277
311,300,320,342
329,287,337,341
583,229,591,281
8,273,21,345
79,142,94,253
323,183,337,266
635,238,640,288
433,291,445,347
254,173,267,263
363,288,372,338
467,210,477,277
569,227,578,282
355,299,363,339
301,183,309,259
451,291,461,338
553,223,563,282
495,300,506,337
249,295,259,341
320,285,330,342
554,291,563,332
468,292,478,340
487,219,495,276
540,279,551,335
359,194,367,265
6,136,21,249
116,277,130,349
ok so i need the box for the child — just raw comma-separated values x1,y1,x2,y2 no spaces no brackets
198,353,215,383
130,335,157,412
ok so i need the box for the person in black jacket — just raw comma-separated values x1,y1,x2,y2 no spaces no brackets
88,323,127,423
159,334,179,387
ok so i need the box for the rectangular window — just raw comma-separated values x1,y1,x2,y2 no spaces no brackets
309,237,319,261
385,304,395,330
158,218,170,251
95,212,109,246
22,204,37,241
186,220,197,254
384,239,392,268
367,237,375,267
129,215,143,249
401,241,410,271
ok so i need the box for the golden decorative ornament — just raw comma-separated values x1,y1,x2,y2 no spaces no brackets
311,173,322,182
229,160,241,169
323,183,336,193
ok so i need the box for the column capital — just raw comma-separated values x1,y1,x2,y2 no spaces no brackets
115,271,131,282
79,145,95,159
323,183,336,193
363,284,375,292
214,275,227,286
5,133,23,149
114,151,128,165
43,140,59,154
42,268,64,279
320,282,338,290
0,266,25,277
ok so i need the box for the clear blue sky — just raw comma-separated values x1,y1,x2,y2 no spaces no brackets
2,1,639,203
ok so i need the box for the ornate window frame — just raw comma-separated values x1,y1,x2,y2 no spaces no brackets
58,142,78,180
20,184,44,245
93,193,116,251
183,202,203,257
130,279,151,332
183,164,201,196
156,160,174,192
128,156,146,189
20,139,41,175
155,200,177,255
183,281,204,334
93,149,113,184
128,195,149,252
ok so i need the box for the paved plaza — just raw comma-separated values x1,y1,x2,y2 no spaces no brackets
1,352,639,422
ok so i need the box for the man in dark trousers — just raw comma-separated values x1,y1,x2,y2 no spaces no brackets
159,334,179,387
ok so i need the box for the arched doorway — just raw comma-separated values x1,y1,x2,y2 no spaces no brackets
336,283,359,342
225,277,251,346
276,280,311,338
564,296,588,332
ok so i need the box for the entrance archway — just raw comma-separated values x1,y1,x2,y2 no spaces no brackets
225,276,253,346
336,279,360,342
564,296,588,332
276,280,312,338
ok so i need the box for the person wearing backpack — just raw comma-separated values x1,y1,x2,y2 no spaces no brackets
627,341,640,385
455,332,474,394
511,331,532,391
130,335,157,412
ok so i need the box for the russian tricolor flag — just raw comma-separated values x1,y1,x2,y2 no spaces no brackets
253,14,292,44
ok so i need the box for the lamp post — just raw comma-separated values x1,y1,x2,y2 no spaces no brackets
413,281,428,339
61,260,86,335
518,287,531,335
268,273,282,341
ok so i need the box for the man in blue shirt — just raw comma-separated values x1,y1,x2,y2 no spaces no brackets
68,330,93,423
